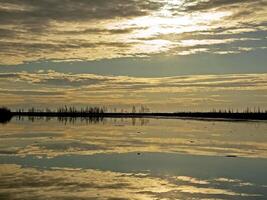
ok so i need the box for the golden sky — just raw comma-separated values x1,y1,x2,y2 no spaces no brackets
0,0,266,64
0,0,267,110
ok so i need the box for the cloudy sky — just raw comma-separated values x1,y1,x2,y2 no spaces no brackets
0,0,266,111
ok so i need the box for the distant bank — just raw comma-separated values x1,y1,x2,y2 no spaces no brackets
1,107,267,123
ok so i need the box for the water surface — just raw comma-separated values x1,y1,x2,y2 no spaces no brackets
1,117,267,199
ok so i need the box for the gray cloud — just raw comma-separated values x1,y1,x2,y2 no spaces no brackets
0,0,162,60
56,27,147,35
0,0,163,26
0,0,266,65
0,90,65,96
1,71,267,89
180,0,266,12
0,40,134,51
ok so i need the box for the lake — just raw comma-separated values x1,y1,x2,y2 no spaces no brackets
1,117,267,200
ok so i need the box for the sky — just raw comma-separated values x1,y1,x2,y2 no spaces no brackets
0,0,266,111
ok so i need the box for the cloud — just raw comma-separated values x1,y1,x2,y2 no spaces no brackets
179,0,266,12
1,70,267,91
0,0,163,24
0,71,267,111
0,161,262,200
0,89,65,96
0,164,175,200
0,0,266,64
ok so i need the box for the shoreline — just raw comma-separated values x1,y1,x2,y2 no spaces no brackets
10,112,267,121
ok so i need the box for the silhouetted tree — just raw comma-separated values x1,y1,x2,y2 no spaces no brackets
0,107,12,124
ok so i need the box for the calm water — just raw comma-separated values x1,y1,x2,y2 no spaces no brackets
1,117,267,200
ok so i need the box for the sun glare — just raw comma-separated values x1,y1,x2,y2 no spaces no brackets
114,4,232,54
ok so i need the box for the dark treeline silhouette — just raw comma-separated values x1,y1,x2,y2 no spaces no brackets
17,105,105,116
1,106,267,124
0,107,12,124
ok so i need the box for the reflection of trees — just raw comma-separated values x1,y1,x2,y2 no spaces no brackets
131,117,149,126
131,118,136,126
14,116,150,126
57,116,105,125
15,116,106,125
